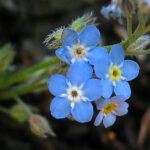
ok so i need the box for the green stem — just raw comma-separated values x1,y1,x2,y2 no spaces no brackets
0,82,47,100
14,96,33,116
0,106,10,114
105,14,148,52
142,24,150,34
122,13,148,50
0,57,59,89
127,15,132,37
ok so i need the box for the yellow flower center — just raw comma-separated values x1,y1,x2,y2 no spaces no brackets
109,66,122,81
103,103,116,114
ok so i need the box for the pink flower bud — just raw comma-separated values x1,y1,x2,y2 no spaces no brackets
29,115,56,138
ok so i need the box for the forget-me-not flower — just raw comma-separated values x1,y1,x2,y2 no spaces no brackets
48,61,103,123
94,44,140,99
101,0,122,23
94,95,129,128
56,25,107,65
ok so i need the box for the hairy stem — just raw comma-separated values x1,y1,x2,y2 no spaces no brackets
122,13,148,50
142,24,150,35
127,15,132,37
104,14,148,52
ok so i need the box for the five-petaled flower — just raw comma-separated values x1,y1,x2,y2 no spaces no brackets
94,44,140,99
94,95,129,128
56,25,107,65
48,62,103,123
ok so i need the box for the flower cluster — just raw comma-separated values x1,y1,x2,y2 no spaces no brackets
48,25,139,127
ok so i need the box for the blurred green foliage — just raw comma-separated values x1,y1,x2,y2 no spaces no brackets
0,44,15,71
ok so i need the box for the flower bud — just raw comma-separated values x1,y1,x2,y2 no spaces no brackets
44,27,64,50
10,104,30,122
70,12,97,32
127,35,150,52
29,115,56,138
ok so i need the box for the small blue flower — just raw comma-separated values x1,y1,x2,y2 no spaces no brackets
48,61,103,123
94,95,129,128
56,25,107,65
101,6,122,19
101,1,122,23
94,44,140,99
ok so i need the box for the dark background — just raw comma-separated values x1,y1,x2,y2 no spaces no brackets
0,0,150,150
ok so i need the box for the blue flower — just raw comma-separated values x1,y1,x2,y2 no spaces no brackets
56,25,107,65
94,44,140,99
48,61,103,123
101,1,122,23
94,95,129,128
101,6,122,19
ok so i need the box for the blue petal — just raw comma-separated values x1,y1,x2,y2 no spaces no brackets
50,97,71,119
114,81,131,99
67,61,93,86
147,0,150,6
96,99,110,110
94,111,103,126
94,57,110,79
111,8,122,17
82,79,102,101
122,60,140,81
62,28,79,48
101,6,110,19
103,113,116,128
56,48,71,64
111,95,127,103
115,102,129,116
100,79,113,98
87,47,108,65
79,25,100,48
109,44,125,65
71,101,93,123
48,74,67,96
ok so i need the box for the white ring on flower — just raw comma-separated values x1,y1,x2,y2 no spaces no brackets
60,82,88,109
